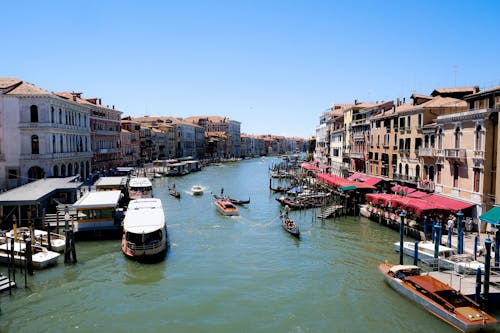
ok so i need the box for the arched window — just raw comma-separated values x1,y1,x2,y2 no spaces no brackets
31,135,39,154
68,163,73,176
59,109,62,124
51,106,55,123
405,164,409,176
53,165,59,177
52,135,56,152
438,129,443,149
30,105,39,122
415,165,420,180
60,135,63,152
399,163,402,175
475,125,482,151
473,168,480,192
423,165,428,179
429,166,435,181
437,164,442,183
61,164,66,177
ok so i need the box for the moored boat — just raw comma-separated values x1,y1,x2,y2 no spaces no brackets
280,213,300,238
214,197,239,216
128,177,153,200
121,198,168,261
6,227,66,252
378,262,497,332
0,241,60,269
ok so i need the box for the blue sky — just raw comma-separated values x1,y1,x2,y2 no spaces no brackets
2,0,500,138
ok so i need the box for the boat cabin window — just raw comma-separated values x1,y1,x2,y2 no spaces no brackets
79,208,114,220
125,229,162,244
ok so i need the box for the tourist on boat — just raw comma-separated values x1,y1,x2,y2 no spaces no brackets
220,187,224,196
284,204,290,217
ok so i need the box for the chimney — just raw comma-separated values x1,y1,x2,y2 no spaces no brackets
403,97,406,104
112,105,115,109
354,99,358,105
397,98,400,106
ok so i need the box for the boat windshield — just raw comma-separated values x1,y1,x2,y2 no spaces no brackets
126,229,162,245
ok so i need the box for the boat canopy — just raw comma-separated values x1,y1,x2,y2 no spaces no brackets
72,190,122,209
388,264,420,275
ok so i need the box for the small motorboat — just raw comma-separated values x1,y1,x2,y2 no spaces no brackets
0,241,60,269
280,213,300,238
379,262,497,332
6,227,66,252
191,185,203,196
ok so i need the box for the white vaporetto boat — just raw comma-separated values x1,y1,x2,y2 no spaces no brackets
128,177,153,200
121,198,168,261
191,185,203,195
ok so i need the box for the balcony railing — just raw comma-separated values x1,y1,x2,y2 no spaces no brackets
434,148,444,157
445,148,466,159
418,147,435,157
393,173,420,183
350,152,365,159
417,180,435,192
472,150,484,159
20,151,92,160
399,149,410,155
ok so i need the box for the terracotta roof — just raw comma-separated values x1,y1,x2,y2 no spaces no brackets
464,85,500,99
0,77,22,89
420,96,466,108
4,80,52,95
431,86,479,96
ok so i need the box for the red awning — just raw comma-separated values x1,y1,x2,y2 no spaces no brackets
391,185,416,195
348,173,382,186
425,194,474,213
300,162,320,171
316,173,375,190
406,191,431,198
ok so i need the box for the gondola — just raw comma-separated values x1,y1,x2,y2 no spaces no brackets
280,213,300,238
168,184,180,198
229,197,250,205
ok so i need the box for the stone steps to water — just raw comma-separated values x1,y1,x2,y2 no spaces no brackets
0,274,16,292
317,205,344,219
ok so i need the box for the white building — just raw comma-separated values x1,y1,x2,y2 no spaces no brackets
0,78,92,190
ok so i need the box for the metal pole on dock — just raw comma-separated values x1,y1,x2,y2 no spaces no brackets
433,224,439,259
413,241,419,266
495,230,499,270
423,216,428,240
475,268,482,304
399,211,405,265
483,238,492,307
64,206,70,263
474,235,479,261
457,210,463,254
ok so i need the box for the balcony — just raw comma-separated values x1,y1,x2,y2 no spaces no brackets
472,150,484,159
445,148,466,160
399,149,410,155
350,152,365,159
417,180,435,192
353,132,365,140
418,147,435,157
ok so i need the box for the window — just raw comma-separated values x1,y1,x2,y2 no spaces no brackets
30,105,39,122
437,164,442,183
453,163,459,187
59,109,62,124
51,107,54,123
473,168,480,192
52,135,56,152
8,169,18,180
31,135,39,154
454,127,461,148
475,125,482,150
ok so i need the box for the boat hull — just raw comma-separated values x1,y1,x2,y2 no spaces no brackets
378,263,497,333
280,216,300,237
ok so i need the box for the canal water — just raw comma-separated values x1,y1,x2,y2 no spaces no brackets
0,158,498,333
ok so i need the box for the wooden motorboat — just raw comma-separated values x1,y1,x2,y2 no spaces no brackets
280,214,300,238
191,185,203,196
214,197,239,216
378,262,497,332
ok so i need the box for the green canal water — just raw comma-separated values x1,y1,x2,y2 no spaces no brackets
1,158,498,333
